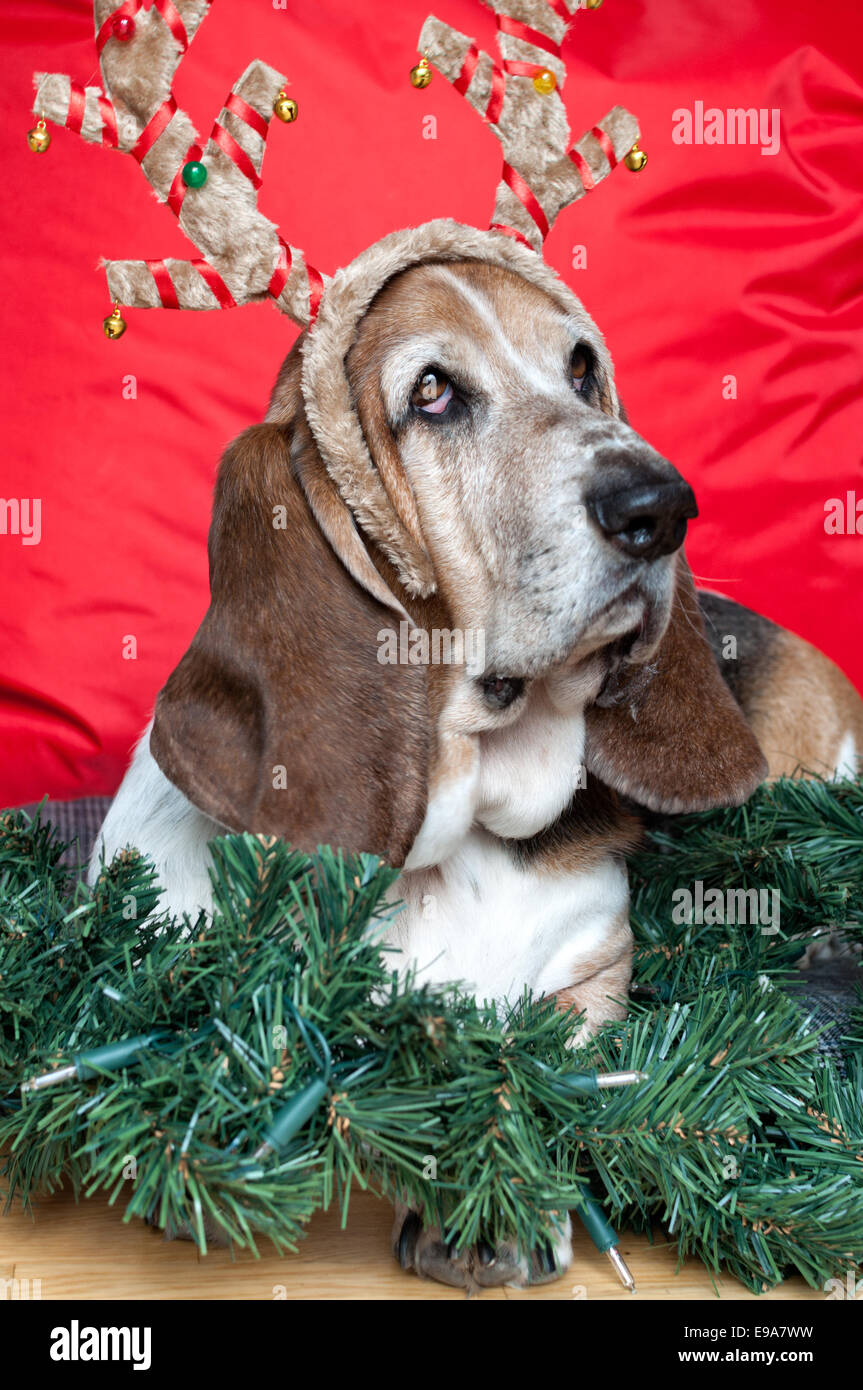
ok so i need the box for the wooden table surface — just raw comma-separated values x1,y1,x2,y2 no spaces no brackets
1,1187,822,1301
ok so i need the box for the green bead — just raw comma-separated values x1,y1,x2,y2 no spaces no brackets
181,160,208,188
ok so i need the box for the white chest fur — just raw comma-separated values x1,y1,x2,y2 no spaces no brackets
384,831,628,1005
389,665,626,1004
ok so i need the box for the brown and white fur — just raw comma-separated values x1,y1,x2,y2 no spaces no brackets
90,259,863,1289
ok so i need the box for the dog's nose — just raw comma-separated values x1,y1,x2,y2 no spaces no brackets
587,478,698,561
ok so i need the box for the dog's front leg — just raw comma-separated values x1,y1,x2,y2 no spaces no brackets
551,915,634,1040
391,911,633,1290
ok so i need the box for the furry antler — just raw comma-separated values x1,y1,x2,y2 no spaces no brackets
419,0,640,251
32,0,326,325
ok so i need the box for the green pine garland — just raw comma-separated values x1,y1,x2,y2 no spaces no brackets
1,775,862,1293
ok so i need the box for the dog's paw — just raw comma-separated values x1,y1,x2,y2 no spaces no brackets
145,1210,232,1248
392,1202,572,1291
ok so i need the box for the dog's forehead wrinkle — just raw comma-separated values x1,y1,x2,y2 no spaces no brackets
450,267,601,363
426,264,573,382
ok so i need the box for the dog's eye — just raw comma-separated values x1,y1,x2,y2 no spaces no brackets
412,369,453,415
481,675,525,710
571,346,591,392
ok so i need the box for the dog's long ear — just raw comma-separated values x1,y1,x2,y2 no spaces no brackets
150,419,429,864
584,557,767,813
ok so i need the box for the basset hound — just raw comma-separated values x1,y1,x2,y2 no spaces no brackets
90,238,863,1289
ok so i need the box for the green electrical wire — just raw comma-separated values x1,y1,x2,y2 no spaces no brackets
575,1189,636,1292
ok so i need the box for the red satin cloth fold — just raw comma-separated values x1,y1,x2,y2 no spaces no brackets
2,0,862,803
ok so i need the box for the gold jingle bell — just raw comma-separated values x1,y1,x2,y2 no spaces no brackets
585,0,604,9
533,68,557,95
410,56,432,89
273,91,298,123
27,118,51,154
103,303,127,340
624,142,648,172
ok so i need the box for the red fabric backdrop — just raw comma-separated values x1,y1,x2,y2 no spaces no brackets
2,0,862,805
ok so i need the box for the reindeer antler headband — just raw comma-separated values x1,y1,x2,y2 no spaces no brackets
30,0,643,338
29,0,643,598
